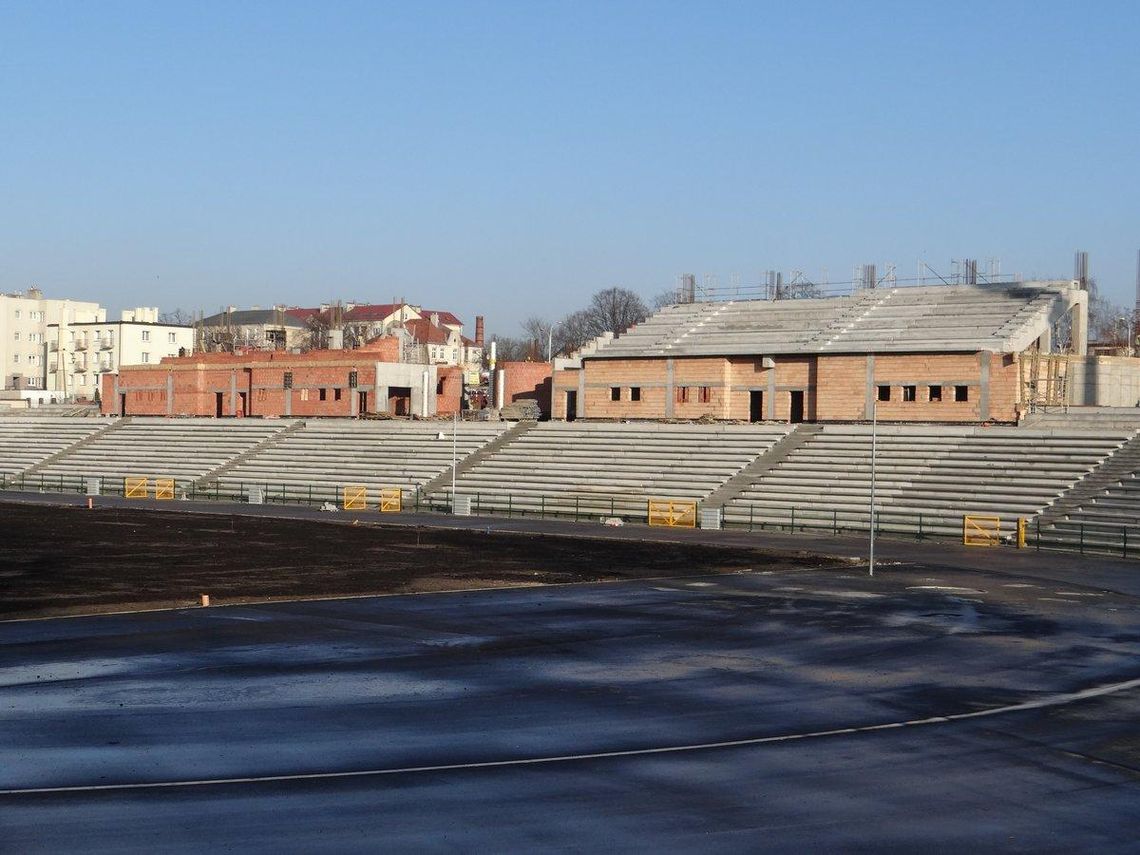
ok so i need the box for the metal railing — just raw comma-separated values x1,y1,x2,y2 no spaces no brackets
3,472,1135,559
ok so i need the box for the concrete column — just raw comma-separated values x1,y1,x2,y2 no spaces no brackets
766,364,776,420
166,372,174,417
284,388,292,417
229,371,238,416
978,351,991,421
1071,301,1089,356
577,369,586,419
114,374,122,415
864,354,876,420
665,358,675,418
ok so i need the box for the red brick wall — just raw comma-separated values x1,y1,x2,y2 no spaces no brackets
543,350,1022,424
501,361,552,416
102,344,462,418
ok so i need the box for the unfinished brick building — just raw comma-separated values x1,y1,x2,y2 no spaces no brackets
552,282,1088,424
102,337,463,418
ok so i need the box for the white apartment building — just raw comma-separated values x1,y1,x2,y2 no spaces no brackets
0,288,105,395
46,307,194,401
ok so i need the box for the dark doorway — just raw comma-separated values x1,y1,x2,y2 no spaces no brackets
749,390,764,422
789,390,805,423
389,386,412,416
565,390,577,422
120,393,128,416
358,391,368,415
237,391,248,417
215,392,224,418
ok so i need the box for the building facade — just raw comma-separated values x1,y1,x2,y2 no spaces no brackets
552,282,1087,425
0,288,104,394
101,336,462,418
46,308,194,401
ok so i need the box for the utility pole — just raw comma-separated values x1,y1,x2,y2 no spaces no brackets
869,397,877,577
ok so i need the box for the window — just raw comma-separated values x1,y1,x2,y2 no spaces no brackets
13,332,18,341
676,386,689,403
300,389,309,401
12,354,18,363
168,332,176,344
141,330,150,342
955,385,969,402
334,388,342,401
141,352,150,363
630,387,641,402
319,388,327,401
699,386,712,403
13,310,19,319
877,385,890,402
902,385,916,402
610,386,621,401
436,378,445,394
929,385,942,402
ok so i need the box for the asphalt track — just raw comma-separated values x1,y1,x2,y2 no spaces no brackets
3,524,1140,852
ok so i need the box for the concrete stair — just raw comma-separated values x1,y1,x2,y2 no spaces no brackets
193,420,304,488
702,424,821,508
420,420,537,497
11,419,125,481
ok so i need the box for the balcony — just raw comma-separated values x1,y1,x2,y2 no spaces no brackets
99,338,114,350
73,339,88,351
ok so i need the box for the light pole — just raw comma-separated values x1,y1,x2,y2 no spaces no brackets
869,396,877,577
451,407,458,510
1118,316,1135,357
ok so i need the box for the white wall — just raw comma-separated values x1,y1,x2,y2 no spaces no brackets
46,321,194,399
1066,356,1140,407
0,293,104,391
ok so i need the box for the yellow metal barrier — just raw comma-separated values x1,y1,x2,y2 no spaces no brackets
379,487,402,513
124,477,148,499
154,478,175,500
648,499,697,528
963,514,1001,547
343,484,367,510
1017,517,1027,549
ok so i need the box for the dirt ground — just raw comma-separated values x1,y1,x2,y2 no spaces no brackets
0,503,824,619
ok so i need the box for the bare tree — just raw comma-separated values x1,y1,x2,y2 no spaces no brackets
159,308,194,325
588,287,648,338
652,287,681,309
487,336,529,363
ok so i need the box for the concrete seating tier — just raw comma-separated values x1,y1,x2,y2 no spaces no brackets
444,422,790,518
212,420,507,502
596,284,1064,359
0,417,107,476
33,418,290,488
723,425,1129,536
1039,475,1140,550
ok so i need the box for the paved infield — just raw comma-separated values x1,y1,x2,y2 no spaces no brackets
3,556,1140,852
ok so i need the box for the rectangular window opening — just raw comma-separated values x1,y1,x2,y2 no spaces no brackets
902,385,916,402
676,386,689,403
334,388,342,401
929,385,942,402
877,385,890,402
699,386,711,403
630,386,641,402
955,385,969,402
319,388,327,402
610,386,621,401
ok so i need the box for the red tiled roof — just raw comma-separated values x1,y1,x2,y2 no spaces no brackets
421,310,463,327
403,318,451,345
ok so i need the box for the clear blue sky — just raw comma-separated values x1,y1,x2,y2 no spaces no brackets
2,1,1137,335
